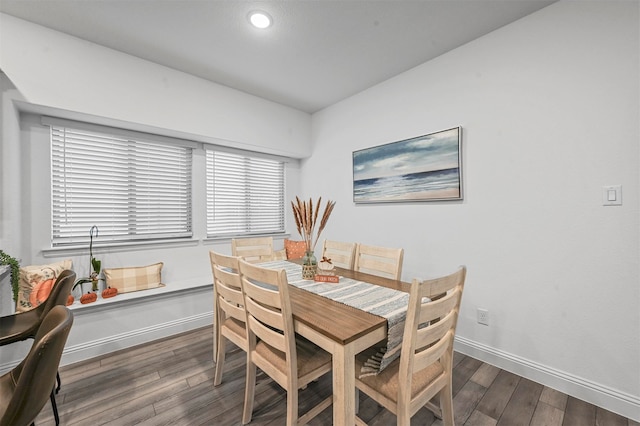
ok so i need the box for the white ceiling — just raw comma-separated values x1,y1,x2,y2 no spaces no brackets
0,0,556,113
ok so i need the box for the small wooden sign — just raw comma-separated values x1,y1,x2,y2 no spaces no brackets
314,274,339,283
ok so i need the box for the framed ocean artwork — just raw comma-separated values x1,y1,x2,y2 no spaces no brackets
352,127,462,203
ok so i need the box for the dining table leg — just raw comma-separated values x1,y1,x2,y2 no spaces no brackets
333,342,357,425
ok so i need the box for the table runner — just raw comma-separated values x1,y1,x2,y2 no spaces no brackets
259,260,408,376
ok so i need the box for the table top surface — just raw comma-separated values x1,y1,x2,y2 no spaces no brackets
288,263,411,345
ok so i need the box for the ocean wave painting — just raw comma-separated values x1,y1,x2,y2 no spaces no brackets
353,127,462,203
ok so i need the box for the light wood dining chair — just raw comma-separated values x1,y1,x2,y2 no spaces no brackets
354,266,467,426
209,251,247,386
232,236,275,263
353,243,404,280
321,239,357,269
238,259,332,425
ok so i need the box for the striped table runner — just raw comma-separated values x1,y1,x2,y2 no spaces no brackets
259,260,409,376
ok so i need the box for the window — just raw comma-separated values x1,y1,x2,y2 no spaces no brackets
206,149,285,237
49,119,193,246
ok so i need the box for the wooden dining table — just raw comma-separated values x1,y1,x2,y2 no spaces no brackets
286,261,411,425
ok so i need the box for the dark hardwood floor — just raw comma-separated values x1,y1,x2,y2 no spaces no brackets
34,326,638,426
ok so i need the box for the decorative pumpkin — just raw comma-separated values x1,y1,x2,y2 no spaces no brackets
102,286,118,299
66,294,74,306
317,256,335,274
80,291,98,304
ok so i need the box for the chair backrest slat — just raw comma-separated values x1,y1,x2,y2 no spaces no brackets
418,289,460,324
244,291,285,331
322,240,357,269
422,272,461,298
416,310,456,349
413,330,455,373
247,314,287,353
218,294,246,323
216,276,243,306
354,243,404,280
232,237,275,263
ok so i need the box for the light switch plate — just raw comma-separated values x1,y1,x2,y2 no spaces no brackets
602,185,622,206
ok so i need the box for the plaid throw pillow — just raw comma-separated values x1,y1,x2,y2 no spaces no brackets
104,263,163,293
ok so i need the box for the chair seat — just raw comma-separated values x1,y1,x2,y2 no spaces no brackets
221,317,246,347
355,346,444,403
222,317,245,337
0,308,42,346
256,336,331,379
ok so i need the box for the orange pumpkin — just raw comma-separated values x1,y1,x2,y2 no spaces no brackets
29,278,56,307
66,294,74,306
102,286,118,299
80,292,98,304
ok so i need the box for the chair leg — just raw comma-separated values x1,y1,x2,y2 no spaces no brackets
50,388,60,426
212,307,219,365
242,359,256,425
440,384,454,426
397,406,411,426
213,336,227,386
286,386,298,426
56,371,61,394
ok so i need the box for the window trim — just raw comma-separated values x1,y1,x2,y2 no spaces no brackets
42,116,199,150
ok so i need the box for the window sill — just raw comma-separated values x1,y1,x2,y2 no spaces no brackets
67,276,211,312
202,233,290,245
42,238,201,257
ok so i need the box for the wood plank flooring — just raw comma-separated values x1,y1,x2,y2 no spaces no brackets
34,326,638,426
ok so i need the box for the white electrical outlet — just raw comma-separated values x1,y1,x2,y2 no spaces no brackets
477,308,489,326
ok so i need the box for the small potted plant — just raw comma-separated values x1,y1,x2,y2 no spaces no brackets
0,250,20,303
73,225,103,297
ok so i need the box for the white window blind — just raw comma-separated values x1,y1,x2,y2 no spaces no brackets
206,150,285,237
51,124,193,246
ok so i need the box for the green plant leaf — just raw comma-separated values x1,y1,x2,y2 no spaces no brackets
91,258,101,274
73,278,93,290
0,250,20,302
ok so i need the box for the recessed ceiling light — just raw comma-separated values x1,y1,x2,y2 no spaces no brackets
248,11,272,29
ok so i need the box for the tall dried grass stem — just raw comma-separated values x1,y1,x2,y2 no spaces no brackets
291,196,336,254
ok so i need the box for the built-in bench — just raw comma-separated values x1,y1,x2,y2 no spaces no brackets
67,277,212,311
0,275,214,374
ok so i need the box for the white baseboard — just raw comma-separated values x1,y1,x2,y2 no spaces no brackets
454,336,640,422
59,312,213,366
0,312,214,375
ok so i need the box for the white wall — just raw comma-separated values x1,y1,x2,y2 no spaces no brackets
306,0,639,420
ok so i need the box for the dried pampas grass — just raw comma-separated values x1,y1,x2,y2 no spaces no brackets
291,196,336,254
